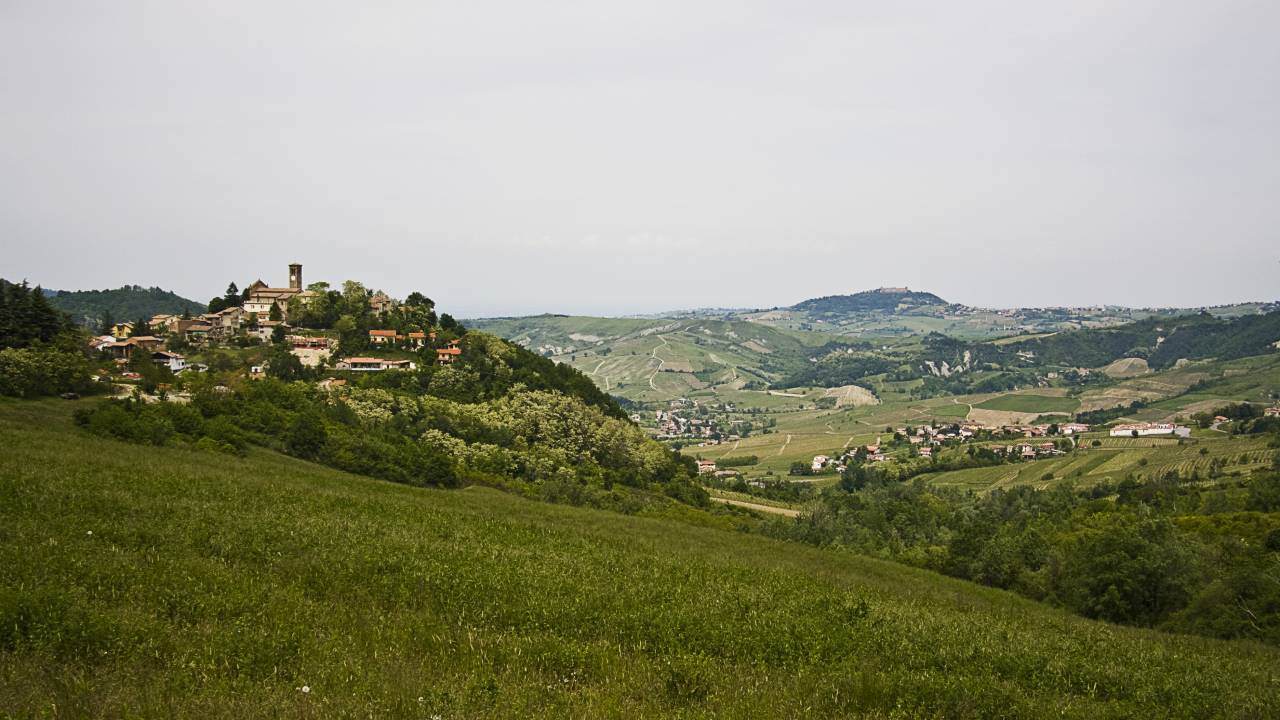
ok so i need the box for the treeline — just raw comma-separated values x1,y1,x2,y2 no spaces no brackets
768,467,1280,645
777,354,895,388
0,280,98,398
1075,400,1148,425
46,285,199,329
1002,311,1280,370
791,289,946,314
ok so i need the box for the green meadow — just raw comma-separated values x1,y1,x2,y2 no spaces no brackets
974,393,1080,414
3,399,1280,718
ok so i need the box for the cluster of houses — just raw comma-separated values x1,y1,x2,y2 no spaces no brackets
654,400,734,441
800,421,1097,474
1109,422,1191,438
86,263,462,378
367,329,461,365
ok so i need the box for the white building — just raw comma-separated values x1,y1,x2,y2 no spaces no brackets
1109,423,1189,438
151,351,186,373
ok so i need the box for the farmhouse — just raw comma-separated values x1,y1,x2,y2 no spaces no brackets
811,455,830,472
289,335,332,349
436,341,462,365
102,336,164,360
340,357,416,372
1059,423,1091,435
151,351,186,373
252,320,288,342
697,460,717,475
149,314,179,333
1109,423,1190,438
1266,407,1280,418
369,329,401,345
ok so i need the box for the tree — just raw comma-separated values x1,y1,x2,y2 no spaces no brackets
268,302,282,322
286,412,327,460
265,343,305,382
98,309,115,336
223,283,241,309
405,292,434,308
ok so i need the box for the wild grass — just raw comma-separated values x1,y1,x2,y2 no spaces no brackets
3,399,1279,718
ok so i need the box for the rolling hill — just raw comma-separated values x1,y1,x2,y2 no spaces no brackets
467,315,836,402
45,285,203,328
2,398,1278,717
790,287,948,314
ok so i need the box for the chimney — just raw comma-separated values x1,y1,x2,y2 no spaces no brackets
288,263,302,290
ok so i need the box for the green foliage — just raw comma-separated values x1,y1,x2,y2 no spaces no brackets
0,279,75,349
791,289,947,314
774,474,1280,645
0,281,96,398
42,283,200,328
1003,311,1280,370
974,394,1079,414
779,354,894,388
0,348,97,398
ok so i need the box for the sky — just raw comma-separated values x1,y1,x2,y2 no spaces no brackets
1,1,1278,317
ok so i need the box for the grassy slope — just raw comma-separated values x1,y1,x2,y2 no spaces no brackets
3,400,1279,718
974,394,1080,414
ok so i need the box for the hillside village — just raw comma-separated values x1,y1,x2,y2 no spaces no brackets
86,263,463,383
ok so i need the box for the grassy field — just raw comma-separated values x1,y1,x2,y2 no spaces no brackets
974,393,1080,414
3,399,1280,717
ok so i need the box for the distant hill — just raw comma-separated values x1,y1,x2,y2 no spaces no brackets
46,285,202,328
997,310,1280,370
790,288,948,314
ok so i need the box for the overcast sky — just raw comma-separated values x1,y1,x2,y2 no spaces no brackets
2,1,1277,317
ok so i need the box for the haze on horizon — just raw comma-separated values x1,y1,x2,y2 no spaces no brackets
2,1,1277,318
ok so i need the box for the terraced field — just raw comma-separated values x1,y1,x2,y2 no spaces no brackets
925,434,1276,493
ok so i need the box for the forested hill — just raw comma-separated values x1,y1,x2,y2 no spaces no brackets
46,285,201,328
791,288,947,314
1001,310,1280,369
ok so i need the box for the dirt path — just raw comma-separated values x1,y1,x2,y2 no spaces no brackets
710,497,801,518
588,359,611,391
717,439,741,457
648,337,670,395
768,390,805,398
776,434,792,456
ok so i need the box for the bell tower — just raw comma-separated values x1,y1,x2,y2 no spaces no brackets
288,263,302,290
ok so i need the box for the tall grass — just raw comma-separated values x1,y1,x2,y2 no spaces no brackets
2,399,1278,718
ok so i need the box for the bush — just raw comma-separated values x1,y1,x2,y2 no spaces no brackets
0,348,94,398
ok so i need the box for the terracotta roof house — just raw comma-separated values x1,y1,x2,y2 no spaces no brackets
339,357,415,372
369,329,402,345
